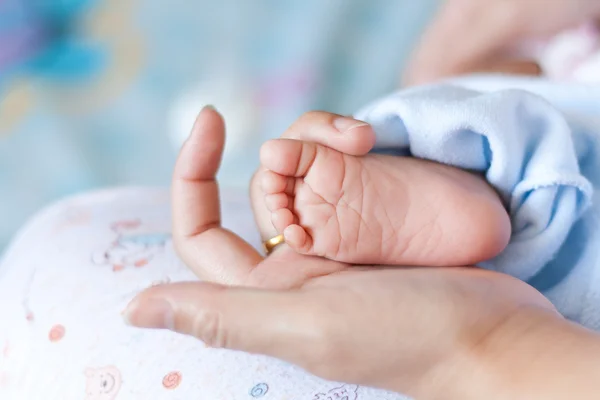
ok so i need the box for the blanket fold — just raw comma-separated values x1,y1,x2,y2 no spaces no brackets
354,84,594,285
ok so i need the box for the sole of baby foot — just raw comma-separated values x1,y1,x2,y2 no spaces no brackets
260,138,393,262
260,138,511,266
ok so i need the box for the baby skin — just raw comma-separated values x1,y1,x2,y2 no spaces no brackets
260,124,511,266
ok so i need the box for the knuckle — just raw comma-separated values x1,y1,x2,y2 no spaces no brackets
190,306,229,349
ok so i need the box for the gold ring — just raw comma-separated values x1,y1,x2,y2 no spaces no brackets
263,234,285,255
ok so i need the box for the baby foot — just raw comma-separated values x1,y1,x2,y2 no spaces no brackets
260,139,510,266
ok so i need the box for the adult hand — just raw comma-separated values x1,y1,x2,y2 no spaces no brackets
171,108,375,290
404,0,600,85
123,107,561,399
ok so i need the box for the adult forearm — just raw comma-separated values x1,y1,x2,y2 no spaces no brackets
461,307,600,400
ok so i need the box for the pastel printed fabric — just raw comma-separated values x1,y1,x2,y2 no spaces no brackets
0,188,409,400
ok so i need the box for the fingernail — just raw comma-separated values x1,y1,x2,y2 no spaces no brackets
122,298,175,330
333,117,368,133
202,104,216,112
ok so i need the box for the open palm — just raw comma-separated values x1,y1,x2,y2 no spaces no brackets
135,107,556,398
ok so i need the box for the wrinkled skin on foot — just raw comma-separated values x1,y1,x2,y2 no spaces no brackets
258,124,510,266
126,108,558,400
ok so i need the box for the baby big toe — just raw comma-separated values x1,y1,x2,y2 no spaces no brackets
283,225,312,254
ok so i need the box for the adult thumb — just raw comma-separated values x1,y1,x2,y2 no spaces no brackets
123,282,326,362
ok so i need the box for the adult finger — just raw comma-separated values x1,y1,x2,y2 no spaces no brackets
405,0,520,85
123,281,332,367
469,59,542,77
172,107,263,284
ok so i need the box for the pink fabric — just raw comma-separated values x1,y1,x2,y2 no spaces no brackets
537,23,600,83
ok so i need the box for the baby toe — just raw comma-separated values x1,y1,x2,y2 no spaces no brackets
265,193,291,212
271,208,295,233
283,224,312,254
260,139,293,174
261,170,294,195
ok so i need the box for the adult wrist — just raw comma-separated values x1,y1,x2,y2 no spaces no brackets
455,306,600,400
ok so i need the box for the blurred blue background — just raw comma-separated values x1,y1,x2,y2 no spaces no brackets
0,0,439,250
